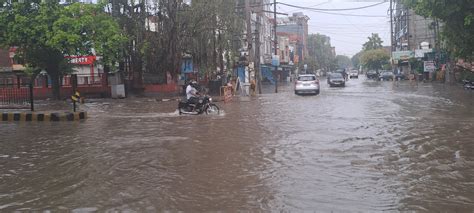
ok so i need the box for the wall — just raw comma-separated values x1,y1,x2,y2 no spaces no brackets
33,86,111,99
408,10,436,50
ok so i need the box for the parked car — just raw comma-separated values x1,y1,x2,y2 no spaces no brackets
380,71,395,81
394,72,406,80
349,70,359,79
366,70,378,79
327,73,345,87
295,74,320,95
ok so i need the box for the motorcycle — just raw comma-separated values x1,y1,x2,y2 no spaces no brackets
463,80,474,90
178,95,220,115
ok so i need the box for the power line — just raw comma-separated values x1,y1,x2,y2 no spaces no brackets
287,1,330,13
309,22,390,27
277,1,388,11
310,10,387,17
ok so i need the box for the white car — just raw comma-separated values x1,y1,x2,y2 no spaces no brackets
295,74,320,95
349,70,359,79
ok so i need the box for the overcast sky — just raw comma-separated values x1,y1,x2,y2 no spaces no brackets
277,0,391,57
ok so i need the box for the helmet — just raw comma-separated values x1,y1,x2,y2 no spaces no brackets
189,80,198,88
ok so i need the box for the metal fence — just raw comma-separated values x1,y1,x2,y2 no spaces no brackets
0,84,34,111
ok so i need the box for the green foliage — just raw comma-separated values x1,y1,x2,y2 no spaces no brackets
362,33,383,51
351,51,362,69
360,49,390,71
182,0,243,74
52,3,127,70
382,63,391,70
402,0,474,60
0,1,125,98
335,55,352,69
408,58,424,74
306,34,336,72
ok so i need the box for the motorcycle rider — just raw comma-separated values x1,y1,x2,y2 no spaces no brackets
186,80,200,106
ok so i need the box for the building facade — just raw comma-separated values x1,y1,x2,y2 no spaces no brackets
276,12,309,65
394,2,437,51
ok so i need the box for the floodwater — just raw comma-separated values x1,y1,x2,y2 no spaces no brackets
1,77,474,211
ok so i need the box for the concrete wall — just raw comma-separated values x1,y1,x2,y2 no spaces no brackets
408,10,436,50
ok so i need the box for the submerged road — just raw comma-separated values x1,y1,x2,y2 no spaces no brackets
1,76,474,211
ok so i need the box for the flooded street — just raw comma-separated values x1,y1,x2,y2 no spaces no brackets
1,77,474,211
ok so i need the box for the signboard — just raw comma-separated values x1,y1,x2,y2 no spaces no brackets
67,56,96,65
181,58,193,74
415,49,433,58
424,61,436,72
272,55,280,67
392,51,414,60
0,67,13,72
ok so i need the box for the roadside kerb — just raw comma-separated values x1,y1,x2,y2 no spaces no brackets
1,112,87,122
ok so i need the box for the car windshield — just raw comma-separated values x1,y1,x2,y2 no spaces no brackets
329,73,343,78
368,70,376,74
298,76,316,81
382,72,393,75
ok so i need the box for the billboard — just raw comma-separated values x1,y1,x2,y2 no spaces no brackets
392,51,414,60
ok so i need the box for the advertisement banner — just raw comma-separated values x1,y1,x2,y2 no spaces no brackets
424,61,436,72
392,51,414,60
67,56,96,65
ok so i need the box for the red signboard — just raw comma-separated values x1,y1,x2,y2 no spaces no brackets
66,56,96,65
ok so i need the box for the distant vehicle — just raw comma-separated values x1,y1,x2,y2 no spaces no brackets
349,70,359,79
395,72,406,80
295,74,320,95
366,70,379,79
327,73,345,87
463,79,474,90
335,68,348,80
380,71,395,81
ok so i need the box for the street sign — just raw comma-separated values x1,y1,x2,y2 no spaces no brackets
71,91,81,112
71,91,80,102
415,49,433,58
424,61,436,72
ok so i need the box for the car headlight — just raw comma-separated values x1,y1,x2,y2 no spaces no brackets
209,98,212,102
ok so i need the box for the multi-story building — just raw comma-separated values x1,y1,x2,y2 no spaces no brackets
276,12,309,65
393,2,437,51
393,1,439,76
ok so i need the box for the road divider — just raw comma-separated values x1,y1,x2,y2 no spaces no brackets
1,111,87,122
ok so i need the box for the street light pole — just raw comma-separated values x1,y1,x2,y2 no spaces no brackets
273,0,278,93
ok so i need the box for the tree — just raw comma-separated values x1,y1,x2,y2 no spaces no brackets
362,33,383,51
108,0,244,88
306,33,336,73
0,1,125,99
402,0,474,60
335,55,352,69
351,51,362,69
360,49,390,71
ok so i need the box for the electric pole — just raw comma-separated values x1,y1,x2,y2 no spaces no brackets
390,0,394,51
273,0,278,93
245,0,253,82
255,10,262,94
390,0,395,72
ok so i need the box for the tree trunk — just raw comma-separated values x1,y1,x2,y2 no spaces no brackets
49,69,61,100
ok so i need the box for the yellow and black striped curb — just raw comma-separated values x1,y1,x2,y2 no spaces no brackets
1,112,87,122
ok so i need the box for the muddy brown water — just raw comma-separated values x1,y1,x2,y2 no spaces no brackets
1,78,474,211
